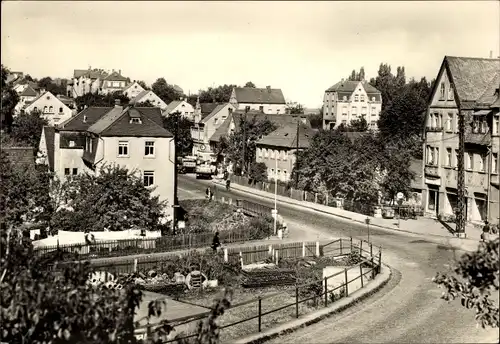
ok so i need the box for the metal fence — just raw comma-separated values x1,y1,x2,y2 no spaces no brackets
134,237,382,342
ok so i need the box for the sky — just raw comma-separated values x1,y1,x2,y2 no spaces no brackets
2,1,499,108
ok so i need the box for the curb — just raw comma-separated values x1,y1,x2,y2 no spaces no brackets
213,180,479,252
232,264,393,344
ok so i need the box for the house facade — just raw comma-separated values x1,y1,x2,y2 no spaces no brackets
322,80,382,130
130,90,168,110
66,68,129,98
191,100,235,157
229,86,287,115
164,99,195,120
423,56,499,225
14,85,39,114
255,120,314,182
38,102,175,219
100,71,129,95
123,81,146,99
24,91,74,126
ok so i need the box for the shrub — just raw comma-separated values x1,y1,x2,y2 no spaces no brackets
246,216,273,240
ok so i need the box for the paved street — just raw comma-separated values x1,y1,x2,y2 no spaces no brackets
179,174,498,344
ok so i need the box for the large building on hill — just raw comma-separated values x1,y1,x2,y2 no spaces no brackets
66,68,129,98
423,55,499,225
322,80,382,131
38,101,175,219
229,86,287,115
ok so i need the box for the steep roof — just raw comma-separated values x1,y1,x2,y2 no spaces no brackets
103,71,128,82
201,104,228,124
74,69,108,80
233,87,286,104
42,126,55,171
209,114,234,143
325,80,381,94
60,107,113,131
123,81,143,93
20,85,37,97
476,72,500,107
129,90,150,104
88,106,171,137
164,100,184,114
200,103,222,116
256,123,316,149
445,56,500,103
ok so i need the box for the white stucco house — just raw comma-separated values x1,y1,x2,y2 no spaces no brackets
229,86,287,115
24,91,74,126
129,90,168,110
123,81,146,99
163,99,195,120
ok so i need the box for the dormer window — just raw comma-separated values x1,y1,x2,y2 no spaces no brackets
83,115,87,123
130,118,142,124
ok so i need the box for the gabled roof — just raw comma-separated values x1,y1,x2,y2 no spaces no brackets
201,104,228,124
123,81,144,93
25,91,68,111
325,80,381,94
74,69,108,80
256,122,316,149
60,107,113,131
87,106,172,137
42,126,55,171
233,87,286,104
129,90,151,104
20,85,37,97
200,103,222,116
209,113,234,143
476,72,500,107
103,71,128,82
164,100,186,114
445,56,500,103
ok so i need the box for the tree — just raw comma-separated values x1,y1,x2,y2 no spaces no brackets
244,81,256,88
137,80,150,90
288,103,304,115
163,111,194,157
50,165,167,232
38,76,66,96
198,84,237,103
248,162,267,183
223,116,277,175
24,74,34,82
433,237,499,329
347,67,366,81
75,92,130,111
1,65,19,132
309,110,323,130
348,117,369,132
372,63,397,110
380,148,415,201
134,100,155,107
10,110,48,148
152,78,182,105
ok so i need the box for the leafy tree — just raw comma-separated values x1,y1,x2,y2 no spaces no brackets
50,165,167,232
223,116,277,175
199,84,237,103
348,117,369,132
1,65,19,132
75,92,130,111
244,81,256,88
433,237,499,329
288,103,304,115
24,74,34,82
134,100,155,108
347,67,366,81
248,162,268,183
152,78,182,105
309,111,323,130
11,110,48,148
163,111,194,157
371,63,397,110
137,80,150,90
380,148,415,201
38,76,66,96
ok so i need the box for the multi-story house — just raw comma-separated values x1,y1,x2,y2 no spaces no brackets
164,99,195,120
14,85,39,114
423,55,499,225
229,86,287,115
100,71,129,95
67,68,108,98
129,90,168,110
191,99,235,157
38,101,175,219
255,120,315,182
24,91,74,126
123,81,146,99
322,80,382,130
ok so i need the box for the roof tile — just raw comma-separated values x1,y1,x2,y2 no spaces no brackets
233,87,286,104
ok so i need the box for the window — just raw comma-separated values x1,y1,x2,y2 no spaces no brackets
33,107,37,112
435,147,439,165
352,107,357,115
259,106,264,112
143,171,155,187
134,85,138,89
354,95,359,102
455,149,459,167
361,107,367,115
371,97,375,101
277,169,281,177
479,154,486,172
59,107,63,113
271,168,274,176
130,118,141,124
493,153,498,174
371,107,376,116
466,152,473,170
428,190,437,211
446,114,453,131
277,150,281,160
360,95,365,102
118,141,129,157
108,81,112,87
283,170,288,179
283,150,288,161
270,149,275,159
440,83,445,100
370,120,376,128
245,106,251,112
264,149,269,158
64,168,70,175
493,115,499,135
43,106,48,113
342,106,348,116
49,106,53,113
46,95,51,100
72,168,78,175
343,96,347,101
144,141,155,156
69,140,75,148
448,84,454,100
257,148,262,158
446,148,452,166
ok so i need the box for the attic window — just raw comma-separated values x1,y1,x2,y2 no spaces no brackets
83,115,87,123
130,118,142,124
69,141,75,147
46,96,50,100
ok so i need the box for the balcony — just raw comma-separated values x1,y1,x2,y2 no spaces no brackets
464,132,491,146
424,165,440,178
190,127,205,143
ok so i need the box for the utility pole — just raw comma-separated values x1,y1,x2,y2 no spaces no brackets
242,108,248,175
172,113,180,235
456,109,466,237
294,115,301,187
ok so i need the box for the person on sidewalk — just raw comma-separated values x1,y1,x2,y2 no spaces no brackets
211,231,221,252
205,187,212,201
481,220,491,242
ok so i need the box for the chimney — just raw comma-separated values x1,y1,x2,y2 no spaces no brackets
119,69,122,75
266,85,271,93
115,99,121,107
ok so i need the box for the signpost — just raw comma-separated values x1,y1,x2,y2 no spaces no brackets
396,192,404,228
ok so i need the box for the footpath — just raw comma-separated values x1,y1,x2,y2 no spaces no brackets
212,179,491,253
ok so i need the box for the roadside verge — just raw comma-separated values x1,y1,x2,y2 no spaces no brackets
232,264,392,344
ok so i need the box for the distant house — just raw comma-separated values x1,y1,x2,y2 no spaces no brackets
24,91,73,126
229,86,287,115
100,71,129,95
323,80,382,131
255,120,316,182
6,71,24,85
15,85,39,114
130,90,168,110
66,68,129,98
191,100,235,157
38,101,175,219
13,80,40,95
164,99,195,120
123,81,145,99
200,103,223,119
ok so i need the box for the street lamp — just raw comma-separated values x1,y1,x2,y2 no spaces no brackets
292,114,305,187
273,153,278,236
365,217,371,243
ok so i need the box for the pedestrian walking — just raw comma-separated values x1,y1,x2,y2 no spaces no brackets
211,231,221,252
206,187,211,201
481,220,491,242
209,186,214,201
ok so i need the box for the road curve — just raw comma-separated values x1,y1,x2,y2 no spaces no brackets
179,174,498,344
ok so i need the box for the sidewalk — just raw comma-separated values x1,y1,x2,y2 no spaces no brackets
213,180,489,252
